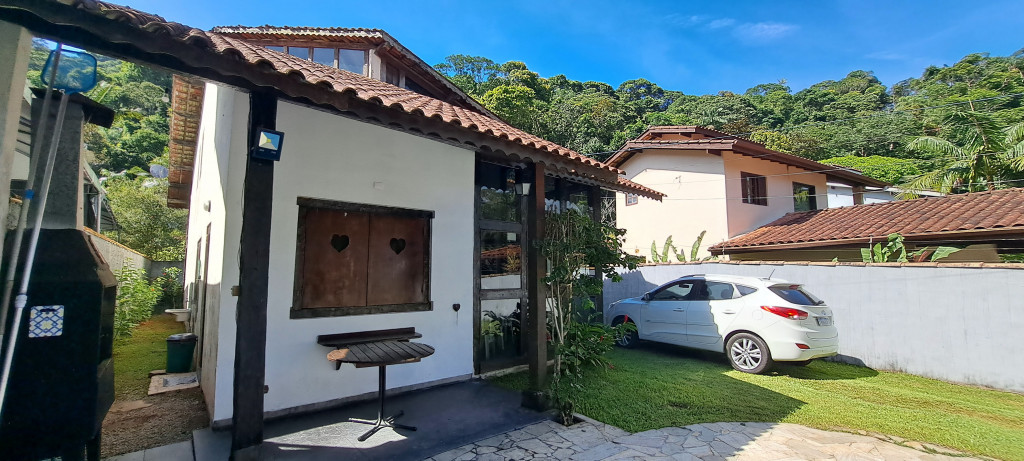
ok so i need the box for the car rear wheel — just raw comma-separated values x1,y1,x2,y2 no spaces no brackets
612,317,638,349
727,333,773,374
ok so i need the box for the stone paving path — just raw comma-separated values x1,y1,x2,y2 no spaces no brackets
425,418,981,461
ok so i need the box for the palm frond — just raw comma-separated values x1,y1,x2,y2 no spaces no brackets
1006,122,1024,146
907,136,966,160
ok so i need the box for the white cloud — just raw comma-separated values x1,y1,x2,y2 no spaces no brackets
707,18,736,29
663,13,705,27
733,22,798,41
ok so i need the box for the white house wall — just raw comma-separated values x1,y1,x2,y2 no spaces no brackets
826,183,855,208
722,151,828,237
194,98,476,423
615,150,728,260
863,190,896,204
184,83,248,421
827,183,897,208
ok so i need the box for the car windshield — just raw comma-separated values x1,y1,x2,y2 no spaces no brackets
769,284,824,306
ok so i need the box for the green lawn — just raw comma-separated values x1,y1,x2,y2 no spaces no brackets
112,314,184,399
492,345,1024,461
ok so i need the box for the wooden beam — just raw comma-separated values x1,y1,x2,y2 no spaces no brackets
230,91,277,460
523,162,547,409
853,185,865,206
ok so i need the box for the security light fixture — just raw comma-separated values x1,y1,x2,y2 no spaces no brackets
514,182,532,195
251,128,285,161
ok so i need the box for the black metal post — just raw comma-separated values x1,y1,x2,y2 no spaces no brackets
350,365,416,441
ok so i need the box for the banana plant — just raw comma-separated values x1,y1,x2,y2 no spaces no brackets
651,231,713,263
860,233,961,262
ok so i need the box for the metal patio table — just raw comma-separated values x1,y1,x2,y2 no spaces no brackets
325,337,435,441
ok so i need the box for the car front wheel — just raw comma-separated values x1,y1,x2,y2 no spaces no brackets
727,333,773,374
612,317,638,349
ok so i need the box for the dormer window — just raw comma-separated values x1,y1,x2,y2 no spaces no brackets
265,45,367,76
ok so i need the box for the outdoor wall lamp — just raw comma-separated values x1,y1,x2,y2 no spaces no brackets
514,182,532,195
251,128,285,161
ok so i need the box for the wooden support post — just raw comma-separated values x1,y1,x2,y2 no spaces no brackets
231,91,277,460
523,162,547,410
587,186,601,228
853,185,865,206
587,185,604,320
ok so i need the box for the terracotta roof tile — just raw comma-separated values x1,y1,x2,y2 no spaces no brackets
47,1,667,197
710,188,1024,252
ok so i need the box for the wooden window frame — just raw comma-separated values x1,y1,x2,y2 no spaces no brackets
290,197,434,319
741,172,768,206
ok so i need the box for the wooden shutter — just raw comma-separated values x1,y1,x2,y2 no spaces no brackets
367,215,428,306
297,208,369,308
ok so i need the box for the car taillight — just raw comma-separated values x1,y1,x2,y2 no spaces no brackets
761,305,808,320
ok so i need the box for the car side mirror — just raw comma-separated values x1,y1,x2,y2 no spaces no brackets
641,292,651,302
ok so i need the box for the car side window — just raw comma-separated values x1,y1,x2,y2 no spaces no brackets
735,285,757,297
650,282,694,301
687,281,711,301
706,282,735,300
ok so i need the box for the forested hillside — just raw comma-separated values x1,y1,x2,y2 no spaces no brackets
20,42,1024,263
27,40,185,260
435,51,1024,190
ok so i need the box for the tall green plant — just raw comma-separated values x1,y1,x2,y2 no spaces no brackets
540,208,640,424
114,261,159,338
903,111,1024,195
650,231,711,263
860,233,962,262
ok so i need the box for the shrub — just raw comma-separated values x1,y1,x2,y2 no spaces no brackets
540,208,641,424
114,262,159,338
153,266,183,311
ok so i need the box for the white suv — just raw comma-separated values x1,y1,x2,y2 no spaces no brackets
605,274,838,373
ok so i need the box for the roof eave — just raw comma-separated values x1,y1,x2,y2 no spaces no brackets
710,227,1024,255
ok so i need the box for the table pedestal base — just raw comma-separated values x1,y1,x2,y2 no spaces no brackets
349,365,417,442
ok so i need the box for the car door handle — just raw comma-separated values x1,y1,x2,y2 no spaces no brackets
722,309,737,314
673,308,686,312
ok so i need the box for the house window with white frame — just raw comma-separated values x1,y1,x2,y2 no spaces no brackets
625,193,639,206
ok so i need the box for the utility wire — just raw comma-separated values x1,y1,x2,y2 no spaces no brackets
583,91,1024,159
650,178,1024,201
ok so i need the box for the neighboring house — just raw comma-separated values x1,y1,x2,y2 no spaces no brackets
605,126,888,259
708,188,1024,262
0,1,664,438
826,182,943,207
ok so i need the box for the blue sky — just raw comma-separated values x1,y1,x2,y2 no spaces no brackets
124,0,1023,95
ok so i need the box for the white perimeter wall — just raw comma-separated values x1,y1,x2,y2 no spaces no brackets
603,262,1024,393
186,86,476,422
615,150,728,260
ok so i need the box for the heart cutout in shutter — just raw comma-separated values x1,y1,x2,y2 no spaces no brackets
389,238,406,255
330,234,349,252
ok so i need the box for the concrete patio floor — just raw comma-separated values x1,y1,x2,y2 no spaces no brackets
108,379,549,461
107,379,982,461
